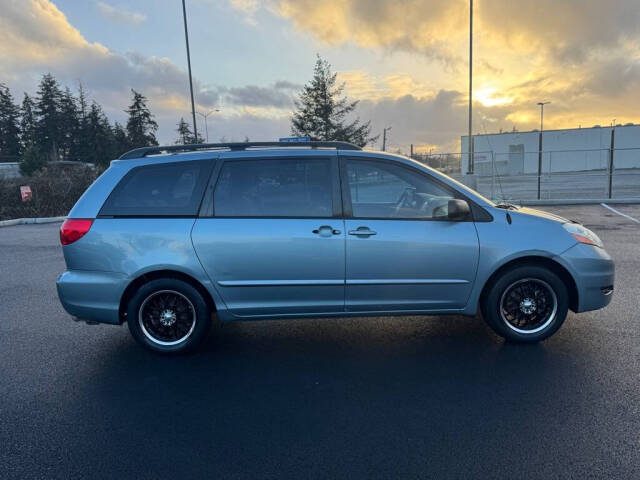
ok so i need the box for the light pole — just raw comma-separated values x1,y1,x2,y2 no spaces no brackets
196,109,219,143
382,126,392,151
467,0,474,175
182,0,198,143
608,118,616,198
537,101,550,199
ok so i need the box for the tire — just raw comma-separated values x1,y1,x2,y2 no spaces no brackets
481,265,569,343
127,278,211,354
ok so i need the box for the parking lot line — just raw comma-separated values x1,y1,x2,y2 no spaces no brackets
600,203,640,224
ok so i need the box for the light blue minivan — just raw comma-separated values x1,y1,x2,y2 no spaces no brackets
57,141,614,353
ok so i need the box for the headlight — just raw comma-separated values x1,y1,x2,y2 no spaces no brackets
563,223,603,248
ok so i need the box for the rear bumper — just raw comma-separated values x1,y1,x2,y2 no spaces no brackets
558,243,615,313
56,270,128,324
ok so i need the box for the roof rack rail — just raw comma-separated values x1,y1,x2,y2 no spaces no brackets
119,141,362,160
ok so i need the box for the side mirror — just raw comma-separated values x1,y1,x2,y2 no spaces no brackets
448,199,471,221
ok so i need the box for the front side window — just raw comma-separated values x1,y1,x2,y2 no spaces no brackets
213,158,333,217
345,159,455,219
100,160,212,216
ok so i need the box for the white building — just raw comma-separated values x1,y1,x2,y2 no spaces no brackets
461,124,640,176
0,162,21,179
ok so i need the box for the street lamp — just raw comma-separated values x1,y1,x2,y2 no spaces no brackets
467,0,474,175
537,101,550,199
382,126,392,151
196,109,220,143
182,0,198,142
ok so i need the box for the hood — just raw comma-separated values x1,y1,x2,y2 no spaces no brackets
514,207,572,224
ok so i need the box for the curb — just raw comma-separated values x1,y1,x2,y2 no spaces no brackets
0,216,66,227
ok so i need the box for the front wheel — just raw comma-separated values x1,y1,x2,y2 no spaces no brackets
481,265,569,343
127,278,211,354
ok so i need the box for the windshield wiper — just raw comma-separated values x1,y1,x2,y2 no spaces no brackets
494,202,519,211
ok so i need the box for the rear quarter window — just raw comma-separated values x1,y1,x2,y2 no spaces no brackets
99,160,213,217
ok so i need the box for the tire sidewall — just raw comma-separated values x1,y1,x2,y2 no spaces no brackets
484,265,569,342
127,278,210,354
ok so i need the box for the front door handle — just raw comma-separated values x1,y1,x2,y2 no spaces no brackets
348,227,377,237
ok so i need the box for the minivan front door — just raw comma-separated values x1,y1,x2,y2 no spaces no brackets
192,156,345,317
341,158,479,312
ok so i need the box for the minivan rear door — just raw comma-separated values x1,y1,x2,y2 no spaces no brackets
192,154,345,317
340,157,480,313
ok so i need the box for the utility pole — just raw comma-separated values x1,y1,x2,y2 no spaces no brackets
382,126,392,151
467,0,474,175
537,101,550,199
197,109,219,143
182,0,198,143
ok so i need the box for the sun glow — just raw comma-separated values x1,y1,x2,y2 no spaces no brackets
474,87,514,107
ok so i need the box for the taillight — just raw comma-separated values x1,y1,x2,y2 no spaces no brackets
60,219,94,245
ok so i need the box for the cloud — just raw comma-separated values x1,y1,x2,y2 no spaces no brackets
0,0,297,144
272,0,640,67
338,71,434,102
223,84,294,108
0,0,214,126
4,0,640,151
0,0,108,65
228,0,262,25
276,0,465,65
478,0,640,64
95,1,146,25
229,0,260,15
356,89,517,152
273,80,302,90
269,0,640,133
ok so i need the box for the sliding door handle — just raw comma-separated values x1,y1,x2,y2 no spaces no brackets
313,226,341,236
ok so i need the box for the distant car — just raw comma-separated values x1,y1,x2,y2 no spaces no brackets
56,141,614,354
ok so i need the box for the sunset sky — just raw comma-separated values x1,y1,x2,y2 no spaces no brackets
1,0,639,152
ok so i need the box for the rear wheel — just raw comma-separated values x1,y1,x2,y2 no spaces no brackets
481,265,569,343
127,278,211,354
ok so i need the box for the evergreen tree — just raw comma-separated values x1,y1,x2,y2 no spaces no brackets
125,89,158,148
77,82,89,124
175,117,203,144
291,55,377,147
176,117,191,145
20,93,37,150
85,102,115,166
35,73,63,161
19,144,46,176
112,122,129,157
59,87,80,161
0,84,21,161
74,82,91,162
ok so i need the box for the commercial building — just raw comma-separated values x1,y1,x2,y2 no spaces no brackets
461,124,640,176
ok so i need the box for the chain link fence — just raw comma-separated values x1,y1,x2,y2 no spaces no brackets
412,148,640,202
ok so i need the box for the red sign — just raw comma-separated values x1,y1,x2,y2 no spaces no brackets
20,185,32,202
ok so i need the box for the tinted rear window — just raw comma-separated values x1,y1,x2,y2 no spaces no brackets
100,160,212,217
213,158,333,217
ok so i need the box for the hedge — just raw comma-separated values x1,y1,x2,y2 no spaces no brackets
0,165,100,221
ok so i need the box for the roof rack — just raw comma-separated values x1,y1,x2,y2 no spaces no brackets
119,141,362,160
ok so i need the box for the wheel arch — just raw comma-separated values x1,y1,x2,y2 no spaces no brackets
119,269,217,324
479,256,579,313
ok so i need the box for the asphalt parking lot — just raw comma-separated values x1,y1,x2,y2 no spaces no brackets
1,204,639,479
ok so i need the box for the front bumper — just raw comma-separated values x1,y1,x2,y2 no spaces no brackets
56,270,128,325
557,243,615,313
